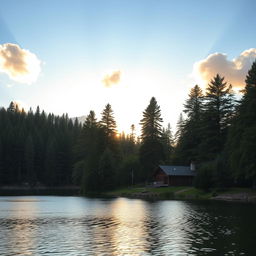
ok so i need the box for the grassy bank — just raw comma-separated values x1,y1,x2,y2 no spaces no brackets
105,186,256,202
106,186,212,200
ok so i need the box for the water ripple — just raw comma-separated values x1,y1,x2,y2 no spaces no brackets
0,196,255,255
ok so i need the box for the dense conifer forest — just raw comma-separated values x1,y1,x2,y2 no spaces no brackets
1,61,256,192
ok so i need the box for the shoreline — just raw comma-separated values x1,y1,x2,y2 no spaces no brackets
1,186,256,203
104,186,256,203
0,186,80,196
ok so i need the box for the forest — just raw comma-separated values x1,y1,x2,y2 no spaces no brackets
0,61,256,192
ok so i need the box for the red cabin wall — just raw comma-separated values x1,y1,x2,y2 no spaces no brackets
154,169,168,184
169,176,194,186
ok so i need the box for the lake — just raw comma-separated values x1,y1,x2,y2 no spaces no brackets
0,196,255,256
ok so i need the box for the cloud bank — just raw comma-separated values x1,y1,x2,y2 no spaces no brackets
102,70,121,87
0,43,41,84
193,48,256,88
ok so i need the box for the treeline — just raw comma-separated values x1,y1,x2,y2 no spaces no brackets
0,103,81,186
1,61,255,192
174,61,256,189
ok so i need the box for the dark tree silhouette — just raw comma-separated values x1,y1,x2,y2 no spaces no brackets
139,97,164,180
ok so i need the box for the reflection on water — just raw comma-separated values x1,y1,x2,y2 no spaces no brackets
110,199,151,255
0,196,255,255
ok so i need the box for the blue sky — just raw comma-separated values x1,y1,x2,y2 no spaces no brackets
0,0,256,133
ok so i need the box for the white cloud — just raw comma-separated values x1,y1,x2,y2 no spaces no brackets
193,48,256,88
0,43,41,84
102,70,121,87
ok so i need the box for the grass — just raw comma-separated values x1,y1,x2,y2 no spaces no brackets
175,187,212,199
216,187,256,195
105,185,256,201
106,185,212,200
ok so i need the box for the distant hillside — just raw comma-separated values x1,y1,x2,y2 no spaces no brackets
71,115,87,124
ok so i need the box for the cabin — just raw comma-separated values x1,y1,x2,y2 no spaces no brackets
153,163,196,186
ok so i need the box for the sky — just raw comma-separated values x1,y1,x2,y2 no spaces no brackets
0,0,256,134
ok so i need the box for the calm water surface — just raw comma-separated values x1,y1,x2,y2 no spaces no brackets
0,196,255,256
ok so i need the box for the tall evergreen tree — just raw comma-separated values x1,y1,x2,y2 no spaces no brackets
184,85,204,120
200,74,234,161
161,123,173,163
140,97,163,141
100,103,117,137
130,124,136,143
139,97,164,180
7,101,16,113
227,61,256,187
74,110,106,192
85,110,97,128
174,85,204,164
174,113,185,145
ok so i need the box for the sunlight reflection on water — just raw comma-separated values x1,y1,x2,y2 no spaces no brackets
0,196,255,255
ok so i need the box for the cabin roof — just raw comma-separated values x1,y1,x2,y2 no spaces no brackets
158,165,196,176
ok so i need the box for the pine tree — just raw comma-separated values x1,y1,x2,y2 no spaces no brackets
174,85,204,164
7,101,16,113
200,74,234,161
227,61,256,187
139,97,164,180
183,85,204,120
100,103,117,137
174,113,184,145
84,110,97,128
74,110,107,192
140,97,163,141
161,124,173,164
130,124,136,143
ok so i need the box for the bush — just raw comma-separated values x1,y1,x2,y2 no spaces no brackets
194,162,214,191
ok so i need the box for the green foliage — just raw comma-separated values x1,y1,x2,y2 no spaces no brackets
200,75,235,161
226,60,256,187
75,107,124,193
140,97,163,141
161,124,174,163
139,139,164,180
0,105,80,186
184,85,204,120
100,103,117,137
118,155,140,187
45,136,57,186
174,85,204,164
194,162,214,191
98,148,116,191
72,160,85,185
24,135,35,186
